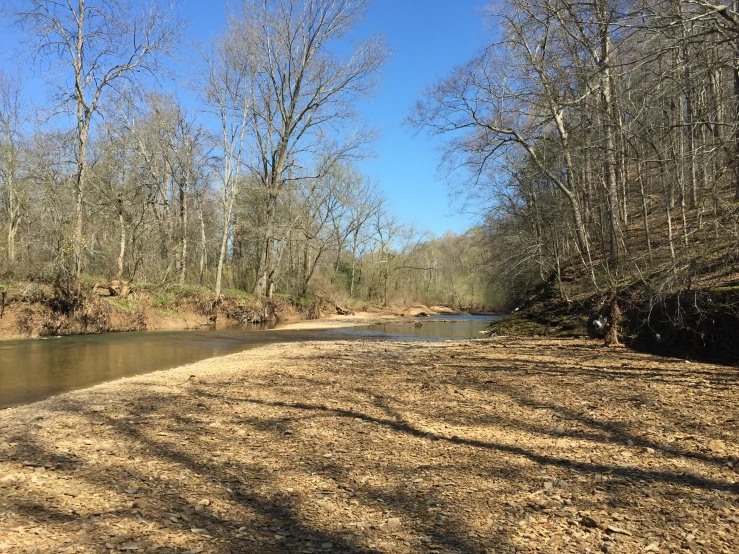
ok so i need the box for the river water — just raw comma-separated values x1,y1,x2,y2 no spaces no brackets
344,313,502,340
0,314,501,409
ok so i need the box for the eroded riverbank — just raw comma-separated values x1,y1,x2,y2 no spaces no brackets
1,328,738,553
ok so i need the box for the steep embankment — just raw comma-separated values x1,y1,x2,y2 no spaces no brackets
489,278,739,365
0,281,336,341
0,279,460,341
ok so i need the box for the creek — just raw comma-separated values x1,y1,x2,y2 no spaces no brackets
0,314,501,409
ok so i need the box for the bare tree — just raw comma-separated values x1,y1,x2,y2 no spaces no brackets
13,0,182,277
0,71,28,270
225,0,387,298
203,36,251,300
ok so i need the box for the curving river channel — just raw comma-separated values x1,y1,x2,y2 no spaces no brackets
0,314,501,409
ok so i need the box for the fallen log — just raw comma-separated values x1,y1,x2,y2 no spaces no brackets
93,280,133,299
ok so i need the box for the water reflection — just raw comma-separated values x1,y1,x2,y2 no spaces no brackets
0,325,334,409
0,314,503,409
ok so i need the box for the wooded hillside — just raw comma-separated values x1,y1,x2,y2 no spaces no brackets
413,0,739,354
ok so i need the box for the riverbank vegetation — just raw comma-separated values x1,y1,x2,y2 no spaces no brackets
2,0,739,358
0,0,499,321
412,0,739,360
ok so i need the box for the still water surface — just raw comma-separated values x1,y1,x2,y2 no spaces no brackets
0,324,340,409
346,313,502,340
0,314,500,409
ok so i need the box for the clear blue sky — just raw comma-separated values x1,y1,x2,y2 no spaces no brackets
349,0,490,237
1,0,491,237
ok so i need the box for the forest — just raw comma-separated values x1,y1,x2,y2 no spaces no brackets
0,0,497,313
412,0,739,355
1,0,739,329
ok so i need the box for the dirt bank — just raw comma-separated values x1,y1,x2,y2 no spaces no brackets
489,279,739,365
0,279,456,342
1,330,737,553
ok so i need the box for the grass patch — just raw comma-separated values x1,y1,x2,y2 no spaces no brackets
222,288,251,303
150,292,176,308
107,297,141,312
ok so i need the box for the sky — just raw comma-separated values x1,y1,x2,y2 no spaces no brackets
0,0,491,237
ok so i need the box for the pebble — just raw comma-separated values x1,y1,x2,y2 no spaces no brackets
581,515,603,529
0,475,18,487
386,517,401,531
605,525,632,536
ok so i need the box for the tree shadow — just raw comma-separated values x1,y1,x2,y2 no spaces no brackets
1,337,738,554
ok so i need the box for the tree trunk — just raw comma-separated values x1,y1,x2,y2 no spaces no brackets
599,17,619,264
198,201,207,285
214,214,229,299
604,295,621,346
636,158,652,261
74,1,88,279
734,4,739,200
302,238,310,295
74,125,89,278
349,232,358,299
7,219,17,265
383,264,389,307
7,173,19,267
255,191,277,298
179,178,188,285
116,195,126,281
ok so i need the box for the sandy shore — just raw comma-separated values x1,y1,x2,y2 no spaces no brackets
1,320,738,553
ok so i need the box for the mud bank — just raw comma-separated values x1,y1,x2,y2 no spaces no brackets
0,279,459,342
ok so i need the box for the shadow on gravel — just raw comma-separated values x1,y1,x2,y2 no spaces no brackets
2,338,738,554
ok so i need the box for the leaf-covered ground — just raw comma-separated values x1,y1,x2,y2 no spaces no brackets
1,332,737,553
